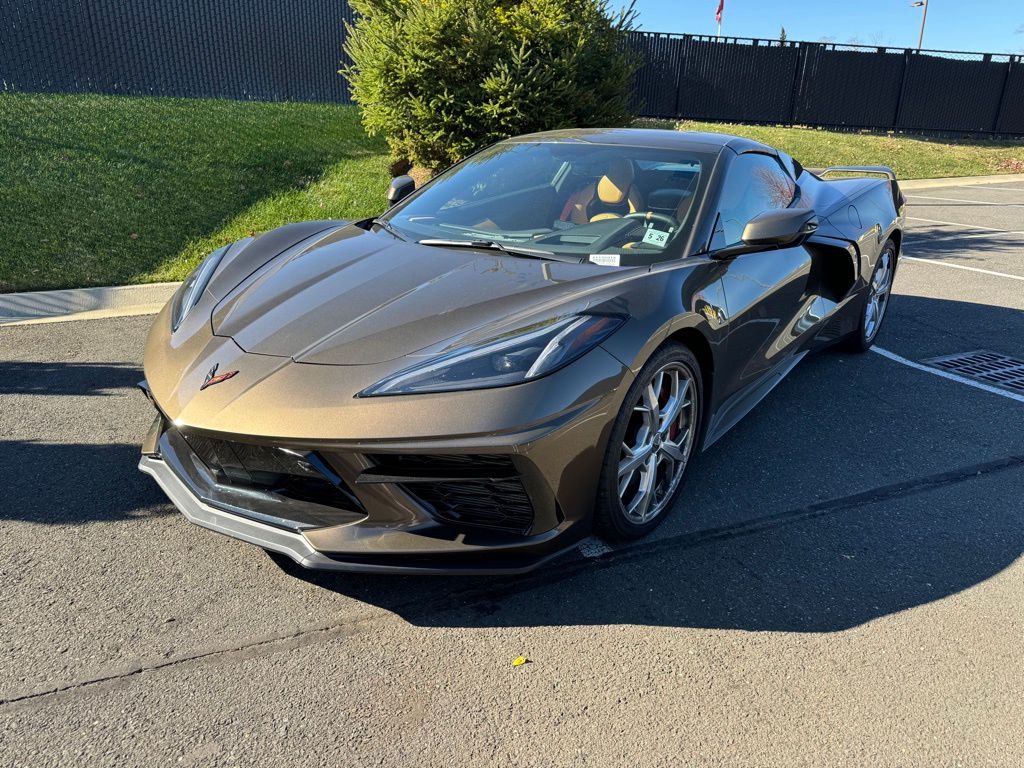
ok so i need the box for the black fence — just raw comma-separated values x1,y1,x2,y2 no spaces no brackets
1,2,1023,136
629,33,1024,136
0,0,356,102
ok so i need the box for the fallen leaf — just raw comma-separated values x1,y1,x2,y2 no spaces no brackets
512,656,529,667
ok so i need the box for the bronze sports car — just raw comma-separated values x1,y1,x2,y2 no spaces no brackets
139,129,904,574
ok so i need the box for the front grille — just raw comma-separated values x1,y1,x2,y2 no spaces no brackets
176,428,363,523
924,350,1024,394
183,432,323,484
367,454,535,535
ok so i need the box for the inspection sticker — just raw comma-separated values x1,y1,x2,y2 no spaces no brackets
641,228,670,248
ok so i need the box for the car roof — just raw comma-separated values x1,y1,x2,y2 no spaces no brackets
503,127,774,155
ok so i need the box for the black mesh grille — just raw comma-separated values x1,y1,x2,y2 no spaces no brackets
406,478,534,535
178,428,363,515
373,454,514,471
368,454,535,535
183,433,320,483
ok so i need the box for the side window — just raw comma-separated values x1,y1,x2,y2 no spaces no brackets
711,154,796,248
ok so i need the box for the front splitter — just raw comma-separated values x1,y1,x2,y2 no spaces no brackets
139,454,578,575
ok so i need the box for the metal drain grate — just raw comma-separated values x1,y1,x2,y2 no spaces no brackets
924,350,1024,394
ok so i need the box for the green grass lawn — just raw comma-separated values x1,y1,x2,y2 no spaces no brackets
665,120,1024,180
3,93,1023,293
0,93,390,292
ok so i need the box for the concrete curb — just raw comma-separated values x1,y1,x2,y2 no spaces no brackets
899,173,1024,190
0,282,180,326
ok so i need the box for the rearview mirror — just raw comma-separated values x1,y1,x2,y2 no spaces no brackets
386,175,416,208
712,208,818,259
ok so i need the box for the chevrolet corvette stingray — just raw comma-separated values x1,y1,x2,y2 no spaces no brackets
139,128,904,574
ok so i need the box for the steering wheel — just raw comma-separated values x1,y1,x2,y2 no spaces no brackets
625,211,679,230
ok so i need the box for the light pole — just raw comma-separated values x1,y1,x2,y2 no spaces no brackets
911,0,929,50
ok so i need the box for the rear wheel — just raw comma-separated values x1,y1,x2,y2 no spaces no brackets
595,342,702,540
846,239,896,352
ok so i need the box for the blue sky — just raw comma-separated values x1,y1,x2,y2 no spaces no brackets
630,0,1024,54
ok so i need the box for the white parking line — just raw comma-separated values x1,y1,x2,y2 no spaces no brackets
974,186,1024,192
910,229,1023,241
871,347,1024,404
907,216,1024,234
901,256,1024,281
907,194,1024,207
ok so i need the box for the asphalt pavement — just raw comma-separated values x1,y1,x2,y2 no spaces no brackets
1,180,1022,766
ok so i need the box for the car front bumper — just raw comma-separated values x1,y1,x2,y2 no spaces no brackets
139,449,580,575
138,356,631,574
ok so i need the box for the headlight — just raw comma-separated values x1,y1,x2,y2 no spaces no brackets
170,245,229,331
359,314,625,396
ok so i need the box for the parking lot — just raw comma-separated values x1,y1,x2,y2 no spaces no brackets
1,179,1022,766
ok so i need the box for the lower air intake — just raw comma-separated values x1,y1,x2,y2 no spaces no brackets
368,454,535,534
176,428,364,525
407,477,535,535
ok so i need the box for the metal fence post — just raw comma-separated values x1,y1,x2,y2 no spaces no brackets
893,48,913,129
788,42,809,125
992,56,1014,133
671,35,690,119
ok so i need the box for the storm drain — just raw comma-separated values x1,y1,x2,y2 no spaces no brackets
924,350,1024,395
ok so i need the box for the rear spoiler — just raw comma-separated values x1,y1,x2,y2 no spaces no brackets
818,165,897,181
816,166,904,209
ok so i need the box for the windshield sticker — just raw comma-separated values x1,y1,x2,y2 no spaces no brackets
641,228,670,248
589,254,621,267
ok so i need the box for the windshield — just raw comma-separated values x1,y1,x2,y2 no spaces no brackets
383,142,712,264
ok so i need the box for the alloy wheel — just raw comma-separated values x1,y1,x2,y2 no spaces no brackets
864,249,894,341
617,361,696,524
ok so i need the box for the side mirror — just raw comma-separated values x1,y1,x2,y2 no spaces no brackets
742,208,818,247
387,175,416,208
712,208,818,259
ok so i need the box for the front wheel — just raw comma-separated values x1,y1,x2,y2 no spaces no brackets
594,342,702,540
846,239,896,352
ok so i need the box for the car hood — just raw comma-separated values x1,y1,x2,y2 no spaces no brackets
211,225,637,365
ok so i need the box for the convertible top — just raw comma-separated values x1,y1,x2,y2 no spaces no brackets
507,127,773,156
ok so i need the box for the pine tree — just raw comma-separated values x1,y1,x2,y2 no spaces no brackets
343,0,640,170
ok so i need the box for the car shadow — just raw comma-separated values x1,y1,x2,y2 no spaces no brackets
0,361,142,396
0,439,170,523
270,446,1023,634
903,223,1023,264
2,294,1021,632
270,293,1024,633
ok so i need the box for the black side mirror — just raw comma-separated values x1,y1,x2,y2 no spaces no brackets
712,208,818,259
742,208,818,247
387,175,415,208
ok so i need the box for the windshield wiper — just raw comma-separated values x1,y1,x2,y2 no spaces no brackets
418,238,578,262
370,218,406,241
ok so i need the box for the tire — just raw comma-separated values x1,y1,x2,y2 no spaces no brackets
845,238,896,353
594,341,703,540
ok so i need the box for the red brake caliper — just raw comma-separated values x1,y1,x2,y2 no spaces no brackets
663,379,680,441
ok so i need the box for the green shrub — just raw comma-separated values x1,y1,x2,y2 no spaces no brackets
343,0,639,170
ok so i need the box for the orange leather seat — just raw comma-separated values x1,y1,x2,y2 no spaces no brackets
562,159,644,224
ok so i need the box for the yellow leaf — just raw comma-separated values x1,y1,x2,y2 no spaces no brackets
512,656,529,667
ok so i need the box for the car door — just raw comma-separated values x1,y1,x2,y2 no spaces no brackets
713,152,813,405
